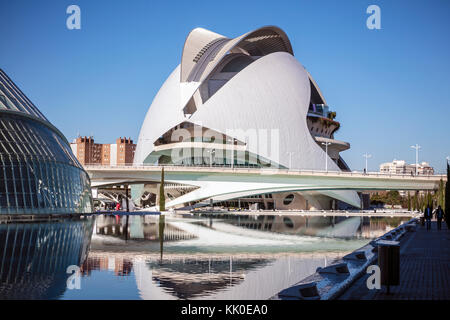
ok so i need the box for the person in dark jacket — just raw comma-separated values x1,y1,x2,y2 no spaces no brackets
435,205,444,230
424,205,433,230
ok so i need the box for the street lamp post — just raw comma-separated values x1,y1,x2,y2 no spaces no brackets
321,142,331,172
363,153,372,174
410,144,421,175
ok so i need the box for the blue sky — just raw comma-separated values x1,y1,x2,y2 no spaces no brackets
1,0,449,172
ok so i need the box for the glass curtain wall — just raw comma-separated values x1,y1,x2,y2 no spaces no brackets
0,114,92,214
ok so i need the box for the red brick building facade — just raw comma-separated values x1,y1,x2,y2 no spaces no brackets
71,136,136,166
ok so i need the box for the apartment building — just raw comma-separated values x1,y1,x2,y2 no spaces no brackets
379,159,434,175
71,136,136,166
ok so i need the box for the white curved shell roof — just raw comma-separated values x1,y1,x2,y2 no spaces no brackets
134,26,360,207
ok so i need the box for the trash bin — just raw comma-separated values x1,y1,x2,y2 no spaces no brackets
377,240,400,294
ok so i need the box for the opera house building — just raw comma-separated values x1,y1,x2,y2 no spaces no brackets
0,69,92,215
133,26,360,210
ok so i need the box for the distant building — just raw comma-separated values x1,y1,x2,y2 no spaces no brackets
379,159,434,175
70,136,136,166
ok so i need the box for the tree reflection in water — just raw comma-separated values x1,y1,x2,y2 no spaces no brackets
159,215,165,261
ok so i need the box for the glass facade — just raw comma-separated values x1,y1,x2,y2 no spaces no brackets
0,113,93,214
0,218,94,299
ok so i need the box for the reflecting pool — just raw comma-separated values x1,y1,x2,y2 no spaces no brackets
0,213,410,299
0,217,93,299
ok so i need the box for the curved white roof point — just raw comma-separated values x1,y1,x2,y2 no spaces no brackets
180,26,294,83
181,28,227,82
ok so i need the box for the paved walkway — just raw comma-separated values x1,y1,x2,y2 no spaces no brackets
339,220,450,300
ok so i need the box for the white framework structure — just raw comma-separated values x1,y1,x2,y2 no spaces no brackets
132,26,361,210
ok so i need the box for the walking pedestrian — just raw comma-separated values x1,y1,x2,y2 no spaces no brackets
435,205,444,231
424,205,432,230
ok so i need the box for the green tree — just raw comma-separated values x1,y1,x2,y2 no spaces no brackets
407,193,411,211
159,215,165,260
418,193,424,212
437,179,445,208
328,111,337,120
445,162,450,228
426,191,433,210
370,192,385,207
422,193,427,212
386,190,401,206
159,167,165,211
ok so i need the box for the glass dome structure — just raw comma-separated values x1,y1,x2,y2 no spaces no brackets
0,69,92,214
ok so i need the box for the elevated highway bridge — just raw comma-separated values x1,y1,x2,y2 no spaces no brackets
85,165,446,209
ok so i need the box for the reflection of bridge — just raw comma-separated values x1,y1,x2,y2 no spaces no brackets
85,165,445,209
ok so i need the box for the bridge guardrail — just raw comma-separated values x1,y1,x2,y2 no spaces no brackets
82,164,446,180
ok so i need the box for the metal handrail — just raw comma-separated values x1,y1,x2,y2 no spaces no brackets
82,163,447,179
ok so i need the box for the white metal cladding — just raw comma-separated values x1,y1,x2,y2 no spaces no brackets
190,52,329,171
181,28,226,82
134,65,185,166
134,26,361,207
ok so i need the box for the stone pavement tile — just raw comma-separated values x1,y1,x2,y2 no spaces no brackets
338,221,450,300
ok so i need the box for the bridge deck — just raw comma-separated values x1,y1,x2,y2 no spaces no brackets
84,164,445,181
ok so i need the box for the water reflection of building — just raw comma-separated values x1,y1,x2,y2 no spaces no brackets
232,215,358,237
197,213,410,239
146,257,268,299
89,214,410,257
94,215,196,241
0,69,92,215
359,217,406,238
0,218,94,299
80,256,133,277
80,214,409,299
130,253,339,300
